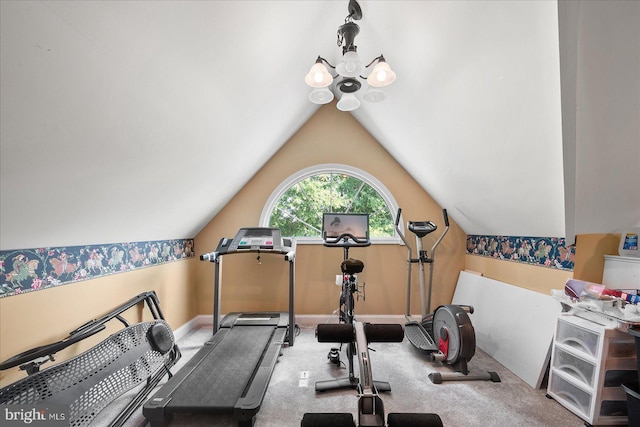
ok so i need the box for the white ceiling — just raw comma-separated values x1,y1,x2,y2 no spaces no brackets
0,1,566,250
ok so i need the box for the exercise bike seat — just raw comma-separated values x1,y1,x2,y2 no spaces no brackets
341,258,364,275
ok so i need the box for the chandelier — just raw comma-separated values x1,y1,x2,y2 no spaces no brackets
304,0,396,112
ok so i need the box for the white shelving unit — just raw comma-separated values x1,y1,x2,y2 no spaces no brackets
547,314,637,426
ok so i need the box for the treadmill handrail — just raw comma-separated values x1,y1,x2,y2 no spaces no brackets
202,228,296,346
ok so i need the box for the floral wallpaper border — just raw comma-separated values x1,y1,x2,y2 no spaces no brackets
466,235,575,271
0,239,194,298
1,235,571,297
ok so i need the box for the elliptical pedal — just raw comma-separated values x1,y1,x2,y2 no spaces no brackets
404,321,438,352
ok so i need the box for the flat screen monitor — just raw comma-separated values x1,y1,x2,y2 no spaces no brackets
322,213,369,242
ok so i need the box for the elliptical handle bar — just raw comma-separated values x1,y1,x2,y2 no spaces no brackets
394,208,411,248
395,208,402,227
430,209,449,255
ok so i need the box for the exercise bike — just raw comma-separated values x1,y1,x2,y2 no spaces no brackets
304,212,443,427
395,208,500,384
315,212,392,393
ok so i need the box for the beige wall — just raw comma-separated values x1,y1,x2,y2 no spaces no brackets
2,103,603,389
194,103,598,319
465,255,572,294
194,103,467,316
0,258,196,387
573,233,621,283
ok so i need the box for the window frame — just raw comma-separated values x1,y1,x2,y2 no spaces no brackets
259,163,403,244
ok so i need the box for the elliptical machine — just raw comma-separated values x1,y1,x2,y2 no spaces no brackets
395,208,500,384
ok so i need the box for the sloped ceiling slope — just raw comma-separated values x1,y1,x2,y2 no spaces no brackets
0,1,565,250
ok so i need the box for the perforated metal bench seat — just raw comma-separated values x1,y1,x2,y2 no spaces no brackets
0,320,179,427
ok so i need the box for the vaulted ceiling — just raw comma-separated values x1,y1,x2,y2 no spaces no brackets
0,1,567,250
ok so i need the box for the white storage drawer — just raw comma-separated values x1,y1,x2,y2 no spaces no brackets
553,345,596,386
548,315,637,425
549,372,592,417
555,318,599,357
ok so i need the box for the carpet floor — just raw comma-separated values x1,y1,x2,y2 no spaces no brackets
92,318,588,427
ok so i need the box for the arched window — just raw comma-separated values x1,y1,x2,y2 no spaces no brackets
260,164,400,243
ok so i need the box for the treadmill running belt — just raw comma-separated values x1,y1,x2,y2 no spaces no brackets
170,325,274,410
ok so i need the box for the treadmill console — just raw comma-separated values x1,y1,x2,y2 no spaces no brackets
228,227,282,252
203,227,295,260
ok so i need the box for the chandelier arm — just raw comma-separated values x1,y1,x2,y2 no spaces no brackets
317,56,337,70
364,55,385,68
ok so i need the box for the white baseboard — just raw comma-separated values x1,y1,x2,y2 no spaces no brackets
174,314,409,337
295,314,407,327
173,315,212,341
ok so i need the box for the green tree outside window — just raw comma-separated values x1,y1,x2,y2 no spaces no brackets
264,166,397,239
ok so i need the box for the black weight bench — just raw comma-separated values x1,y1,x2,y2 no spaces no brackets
301,413,444,427
303,322,443,427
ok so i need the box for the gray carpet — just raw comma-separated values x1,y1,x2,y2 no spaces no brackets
99,321,586,427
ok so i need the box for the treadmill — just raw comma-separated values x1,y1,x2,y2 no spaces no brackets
143,228,296,427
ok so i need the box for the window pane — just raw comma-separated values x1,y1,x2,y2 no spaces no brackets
268,171,394,238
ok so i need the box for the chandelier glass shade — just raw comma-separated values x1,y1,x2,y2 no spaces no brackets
309,87,335,104
362,86,386,103
337,93,361,112
305,60,334,88
304,0,395,110
335,51,365,78
366,58,396,87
